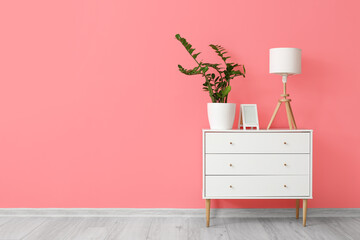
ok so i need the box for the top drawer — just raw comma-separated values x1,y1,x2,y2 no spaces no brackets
205,132,310,153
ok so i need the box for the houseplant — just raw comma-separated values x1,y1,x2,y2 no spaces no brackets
175,34,246,129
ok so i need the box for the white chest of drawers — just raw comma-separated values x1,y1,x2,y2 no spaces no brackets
203,129,313,227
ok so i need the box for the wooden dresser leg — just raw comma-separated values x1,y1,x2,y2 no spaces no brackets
303,199,308,227
206,199,211,227
296,199,300,219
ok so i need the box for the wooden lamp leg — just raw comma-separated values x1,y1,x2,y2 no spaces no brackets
267,101,282,129
285,101,293,129
206,199,211,227
296,199,300,219
288,103,297,129
303,199,308,227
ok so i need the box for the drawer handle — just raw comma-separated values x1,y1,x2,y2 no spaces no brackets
283,142,287,145
284,163,287,166
229,163,233,167
229,142,233,145
229,185,233,188
284,185,287,188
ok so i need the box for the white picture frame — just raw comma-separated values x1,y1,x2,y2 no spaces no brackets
238,104,259,130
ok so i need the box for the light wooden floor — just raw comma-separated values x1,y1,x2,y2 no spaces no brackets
0,216,359,240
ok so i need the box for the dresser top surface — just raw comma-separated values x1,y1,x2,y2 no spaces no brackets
203,129,312,133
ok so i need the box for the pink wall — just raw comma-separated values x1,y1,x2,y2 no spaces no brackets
0,0,359,208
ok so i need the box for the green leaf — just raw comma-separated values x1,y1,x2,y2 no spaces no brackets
192,52,201,59
175,34,201,57
221,86,231,97
178,64,203,75
209,44,231,63
202,63,222,72
231,70,242,75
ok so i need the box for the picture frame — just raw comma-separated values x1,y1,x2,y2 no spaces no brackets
238,104,259,130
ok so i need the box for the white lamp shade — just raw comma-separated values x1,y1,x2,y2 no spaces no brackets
269,48,301,75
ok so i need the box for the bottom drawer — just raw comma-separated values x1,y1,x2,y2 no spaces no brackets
205,176,309,197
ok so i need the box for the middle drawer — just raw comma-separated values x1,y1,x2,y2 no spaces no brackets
206,154,310,175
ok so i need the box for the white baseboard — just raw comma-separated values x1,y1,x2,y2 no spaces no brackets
0,208,359,217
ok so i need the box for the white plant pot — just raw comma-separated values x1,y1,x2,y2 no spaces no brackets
207,103,236,130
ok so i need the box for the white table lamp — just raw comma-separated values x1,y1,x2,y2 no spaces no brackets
267,48,302,130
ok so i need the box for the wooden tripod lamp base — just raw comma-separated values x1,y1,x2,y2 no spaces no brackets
267,81,297,130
